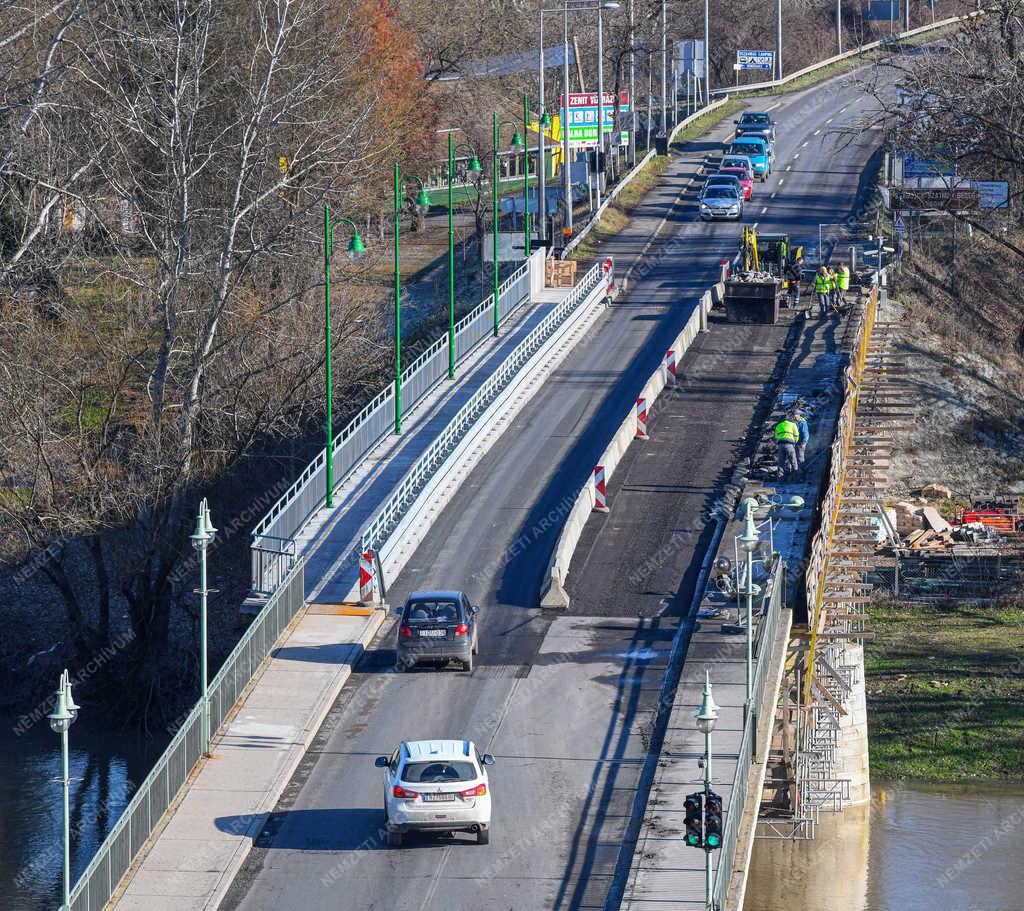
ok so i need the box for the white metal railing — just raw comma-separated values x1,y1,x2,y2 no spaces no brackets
359,262,603,557
250,258,533,594
68,560,306,911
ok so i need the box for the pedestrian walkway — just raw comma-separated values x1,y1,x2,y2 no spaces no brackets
295,281,574,606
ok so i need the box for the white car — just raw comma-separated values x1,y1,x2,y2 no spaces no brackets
376,739,494,846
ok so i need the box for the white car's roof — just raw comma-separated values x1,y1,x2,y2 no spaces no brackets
403,739,474,761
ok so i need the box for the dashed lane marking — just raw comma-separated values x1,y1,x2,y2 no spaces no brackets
813,129,821,135
760,206,767,214
785,165,792,171
770,192,777,198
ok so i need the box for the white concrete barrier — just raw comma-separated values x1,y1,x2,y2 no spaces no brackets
540,289,713,608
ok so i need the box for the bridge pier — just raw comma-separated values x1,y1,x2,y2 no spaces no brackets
834,640,871,805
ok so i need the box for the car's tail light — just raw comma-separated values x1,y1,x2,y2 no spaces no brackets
393,785,419,799
459,783,487,798
455,623,469,636
399,625,412,638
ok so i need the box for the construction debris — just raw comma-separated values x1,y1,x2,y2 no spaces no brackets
921,483,953,500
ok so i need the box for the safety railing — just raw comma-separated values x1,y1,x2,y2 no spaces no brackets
249,256,534,595
713,563,783,910
359,261,603,558
68,560,306,911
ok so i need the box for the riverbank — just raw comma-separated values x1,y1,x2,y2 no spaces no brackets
865,595,1024,782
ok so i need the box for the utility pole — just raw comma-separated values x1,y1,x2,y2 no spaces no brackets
776,0,783,81
596,5,605,209
835,0,842,55
659,0,667,134
904,0,910,32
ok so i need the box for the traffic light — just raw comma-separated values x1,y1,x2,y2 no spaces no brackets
683,792,704,848
704,791,723,850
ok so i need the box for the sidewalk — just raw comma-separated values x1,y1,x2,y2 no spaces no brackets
111,601,384,910
294,280,571,606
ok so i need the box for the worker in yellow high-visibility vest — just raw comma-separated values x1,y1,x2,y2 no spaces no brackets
814,266,831,318
835,261,851,308
774,416,800,477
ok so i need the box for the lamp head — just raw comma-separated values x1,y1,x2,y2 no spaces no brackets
467,155,483,174
509,130,524,150
541,111,552,127
695,670,719,734
415,188,431,213
48,671,77,734
201,500,217,538
601,1,621,8
347,232,366,262
739,506,760,552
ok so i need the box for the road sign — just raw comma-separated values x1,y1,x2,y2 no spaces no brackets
864,0,899,20
484,233,527,262
675,39,706,78
891,187,979,211
736,50,774,71
901,152,954,179
894,215,905,235
974,180,1009,209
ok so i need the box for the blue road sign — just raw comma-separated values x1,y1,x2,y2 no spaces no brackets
736,50,774,71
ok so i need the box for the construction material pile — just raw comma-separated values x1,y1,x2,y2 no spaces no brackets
877,490,1022,552
729,270,778,283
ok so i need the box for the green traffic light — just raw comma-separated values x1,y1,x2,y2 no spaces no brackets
706,833,721,848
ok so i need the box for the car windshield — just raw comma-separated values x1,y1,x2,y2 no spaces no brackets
742,113,770,124
402,760,477,783
704,188,737,199
731,143,763,155
404,600,460,623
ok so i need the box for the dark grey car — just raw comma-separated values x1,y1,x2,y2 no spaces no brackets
395,590,479,673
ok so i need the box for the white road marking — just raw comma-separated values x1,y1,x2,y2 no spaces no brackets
813,129,821,135
793,153,800,159
825,118,833,124
802,141,809,147
778,178,785,185
840,106,848,113
771,192,778,198
760,206,767,214
765,102,781,112
786,165,792,171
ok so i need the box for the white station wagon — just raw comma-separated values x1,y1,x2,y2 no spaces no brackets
376,739,495,846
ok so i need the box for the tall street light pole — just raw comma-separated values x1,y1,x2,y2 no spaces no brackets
836,0,842,55
704,0,710,104
695,672,719,911
776,0,783,81
538,14,547,246
447,132,482,378
393,165,430,435
191,498,217,756
738,500,760,718
49,669,79,911
628,0,636,166
562,4,573,236
493,114,525,337
596,5,606,210
660,0,667,134
323,205,365,508
522,93,532,258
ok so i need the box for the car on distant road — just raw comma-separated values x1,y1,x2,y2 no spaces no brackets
395,590,479,672
734,111,777,143
727,136,771,181
376,739,495,846
719,166,753,200
699,185,743,221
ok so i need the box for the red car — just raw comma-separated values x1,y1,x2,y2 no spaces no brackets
719,166,753,200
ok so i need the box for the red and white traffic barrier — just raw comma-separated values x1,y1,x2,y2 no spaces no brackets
721,258,731,280
663,349,677,387
635,397,649,440
359,551,376,604
593,465,609,513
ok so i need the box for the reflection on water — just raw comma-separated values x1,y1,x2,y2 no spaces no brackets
745,783,1024,911
0,716,163,910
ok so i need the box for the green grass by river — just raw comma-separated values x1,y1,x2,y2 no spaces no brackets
865,597,1024,782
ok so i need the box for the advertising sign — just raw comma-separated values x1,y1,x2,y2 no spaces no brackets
560,92,630,147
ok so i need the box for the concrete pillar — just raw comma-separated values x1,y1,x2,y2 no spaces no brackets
834,640,871,805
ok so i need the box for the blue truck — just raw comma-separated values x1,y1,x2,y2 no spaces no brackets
727,136,771,181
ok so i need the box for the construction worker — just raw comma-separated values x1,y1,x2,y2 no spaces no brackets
814,265,831,317
793,409,810,467
774,415,800,477
786,255,802,308
779,238,789,267
835,260,851,308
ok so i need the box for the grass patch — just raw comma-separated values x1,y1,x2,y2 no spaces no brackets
865,596,1024,782
670,98,745,148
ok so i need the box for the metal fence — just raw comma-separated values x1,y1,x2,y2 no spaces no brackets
68,561,306,911
359,262,603,559
250,258,533,595
713,563,783,910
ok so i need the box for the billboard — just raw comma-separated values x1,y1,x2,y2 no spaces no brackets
559,92,630,147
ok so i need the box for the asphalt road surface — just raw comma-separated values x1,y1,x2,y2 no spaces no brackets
221,70,885,911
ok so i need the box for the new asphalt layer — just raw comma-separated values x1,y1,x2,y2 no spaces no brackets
220,72,886,911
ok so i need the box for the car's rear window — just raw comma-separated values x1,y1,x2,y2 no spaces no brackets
731,142,763,154
720,169,747,179
705,187,737,198
402,760,477,783
404,600,460,623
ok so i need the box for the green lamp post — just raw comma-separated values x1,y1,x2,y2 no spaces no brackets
191,497,217,756
393,164,430,434
447,132,482,378
323,205,365,507
48,669,79,911
492,114,525,337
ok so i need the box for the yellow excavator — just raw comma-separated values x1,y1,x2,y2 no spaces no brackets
726,227,800,324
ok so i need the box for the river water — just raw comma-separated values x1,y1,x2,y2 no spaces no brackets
745,782,1024,911
0,717,163,910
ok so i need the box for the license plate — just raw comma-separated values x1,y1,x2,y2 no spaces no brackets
422,793,455,802
418,629,446,638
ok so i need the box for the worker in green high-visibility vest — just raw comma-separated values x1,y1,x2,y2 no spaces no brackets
814,266,831,318
835,261,851,308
